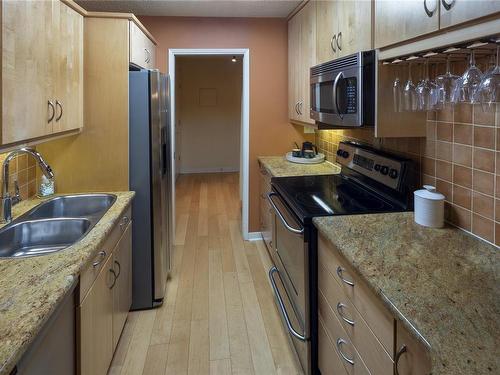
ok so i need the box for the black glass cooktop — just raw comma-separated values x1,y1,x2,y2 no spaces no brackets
272,174,405,223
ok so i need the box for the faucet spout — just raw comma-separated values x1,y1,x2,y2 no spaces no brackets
1,148,54,223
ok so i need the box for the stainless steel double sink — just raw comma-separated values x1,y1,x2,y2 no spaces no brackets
0,194,116,258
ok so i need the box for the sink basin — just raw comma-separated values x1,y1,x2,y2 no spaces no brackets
26,194,116,220
0,218,91,258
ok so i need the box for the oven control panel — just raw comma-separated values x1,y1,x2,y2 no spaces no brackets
335,141,405,190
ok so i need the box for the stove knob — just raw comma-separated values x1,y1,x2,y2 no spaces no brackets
336,149,343,156
374,164,381,172
389,169,399,179
380,166,389,175
341,151,349,158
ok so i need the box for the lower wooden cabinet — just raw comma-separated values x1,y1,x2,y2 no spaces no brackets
78,211,132,375
395,321,432,375
259,165,273,252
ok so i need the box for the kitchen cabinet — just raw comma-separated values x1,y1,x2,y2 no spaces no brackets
1,0,83,146
78,207,132,375
395,321,432,375
112,222,133,350
374,0,439,49
316,0,372,64
130,20,156,69
288,1,316,125
440,0,500,29
259,164,273,252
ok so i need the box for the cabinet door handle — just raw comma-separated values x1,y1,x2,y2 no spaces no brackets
336,302,355,326
330,34,337,53
336,266,354,286
120,215,129,230
92,250,107,268
424,0,437,16
336,32,342,51
441,0,455,11
47,100,55,123
336,338,354,365
114,260,121,278
109,268,117,289
55,100,63,122
299,101,303,115
395,345,408,375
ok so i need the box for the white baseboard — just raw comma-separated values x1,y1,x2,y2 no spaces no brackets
247,232,263,241
180,167,239,174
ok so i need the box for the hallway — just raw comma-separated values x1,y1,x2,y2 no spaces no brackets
109,173,302,375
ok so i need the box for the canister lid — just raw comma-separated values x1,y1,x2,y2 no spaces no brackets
414,185,445,201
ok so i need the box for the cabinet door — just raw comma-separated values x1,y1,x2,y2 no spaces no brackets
112,223,133,350
374,0,439,48
288,14,301,122
130,21,155,69
259,167,272,251
299,1,316,125
316,0,337,64
395,321,432,375
78,255,114,375
1,0,56,144
53,1,83,134
440,0,500,28
336,0,372,57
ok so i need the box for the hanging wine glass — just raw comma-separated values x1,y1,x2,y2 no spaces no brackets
416,61,437,111
403,63,417,111
474,45,500,110
435,56,460,106
393,64,403,112
451,49,483,104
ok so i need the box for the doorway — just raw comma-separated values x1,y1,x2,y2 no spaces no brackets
168,49,250,240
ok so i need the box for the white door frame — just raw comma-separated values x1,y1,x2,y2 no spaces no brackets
168,48,251,240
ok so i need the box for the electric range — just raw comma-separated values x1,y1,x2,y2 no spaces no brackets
266,141,415,375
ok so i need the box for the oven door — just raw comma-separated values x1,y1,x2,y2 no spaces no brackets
310,65,362,127
267,191,310,374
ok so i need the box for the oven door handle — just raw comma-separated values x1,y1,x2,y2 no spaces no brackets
269,266,308,342
267,192,304,235
332,71,344,120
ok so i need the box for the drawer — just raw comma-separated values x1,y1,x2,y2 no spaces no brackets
318,315,348,375
129,21,155,69
80,205,132,303
318,291,370,375
318,233,394,355
319,263,394,374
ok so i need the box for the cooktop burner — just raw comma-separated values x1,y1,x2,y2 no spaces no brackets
272,174,402,223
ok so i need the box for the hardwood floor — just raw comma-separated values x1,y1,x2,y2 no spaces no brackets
109,173,302,375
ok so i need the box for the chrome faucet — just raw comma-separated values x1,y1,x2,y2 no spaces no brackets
1,148,54,223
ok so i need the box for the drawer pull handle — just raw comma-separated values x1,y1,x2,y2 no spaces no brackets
92,251,107,268
336,302,355,326
120,215,129,230
114,260,121,278
336,266,354,287
336,338,354,365
109,268,117,289
395,345,407,375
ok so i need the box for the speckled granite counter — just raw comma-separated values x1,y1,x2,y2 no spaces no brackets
0,192,134,375
313,212,500,375
258,156,340,177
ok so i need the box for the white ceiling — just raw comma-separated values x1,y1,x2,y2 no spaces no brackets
76,0,302,18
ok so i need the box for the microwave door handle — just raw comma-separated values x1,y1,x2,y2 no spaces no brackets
267,192,304,235
332,71,344,120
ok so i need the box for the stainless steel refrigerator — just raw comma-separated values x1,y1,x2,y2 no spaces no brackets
129,69,173,310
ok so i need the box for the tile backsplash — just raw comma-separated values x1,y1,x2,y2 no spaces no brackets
315,103,500,247
0,152,37,200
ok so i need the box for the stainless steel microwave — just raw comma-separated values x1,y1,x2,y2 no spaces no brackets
310,50,376,128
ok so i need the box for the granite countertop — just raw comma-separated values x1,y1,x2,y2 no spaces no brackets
313,213,500,375
0,192,135,375
258,156,340,177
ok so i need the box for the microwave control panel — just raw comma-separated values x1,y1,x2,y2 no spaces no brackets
345,77,357,114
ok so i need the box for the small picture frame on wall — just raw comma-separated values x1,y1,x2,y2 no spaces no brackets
199,88,217,106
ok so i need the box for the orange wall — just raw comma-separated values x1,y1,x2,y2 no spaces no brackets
139,16,312,232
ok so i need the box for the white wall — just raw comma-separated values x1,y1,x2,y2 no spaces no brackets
176,56,242,174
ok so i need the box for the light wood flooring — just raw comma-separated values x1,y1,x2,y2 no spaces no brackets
109,173,302,375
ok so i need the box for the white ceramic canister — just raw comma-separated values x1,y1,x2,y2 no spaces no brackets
414,185,445,228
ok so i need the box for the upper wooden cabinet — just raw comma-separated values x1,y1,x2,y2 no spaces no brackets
1,0,83,146
316,0,372,64
374,0,439,49
288,1,315,126
129,20,156,69
440,0,500,28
